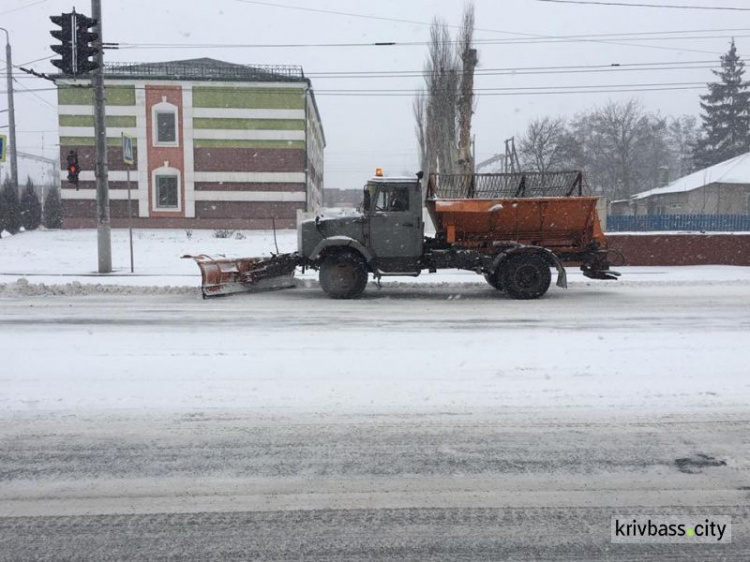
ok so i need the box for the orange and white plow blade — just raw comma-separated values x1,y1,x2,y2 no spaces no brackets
183,253,299,298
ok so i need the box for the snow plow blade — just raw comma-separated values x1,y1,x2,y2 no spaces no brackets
183,253,300,298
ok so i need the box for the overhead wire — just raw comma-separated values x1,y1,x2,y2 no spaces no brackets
227,0,730,55
13,77,57,111
2,81,710,98
537,0,750,11
116,32,750,50
0,0,50,17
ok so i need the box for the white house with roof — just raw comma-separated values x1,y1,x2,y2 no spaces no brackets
611,152,750,216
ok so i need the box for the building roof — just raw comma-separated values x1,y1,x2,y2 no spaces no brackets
632,151,750,200
103,58,305,83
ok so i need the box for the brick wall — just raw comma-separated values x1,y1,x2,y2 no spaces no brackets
608,234,750,266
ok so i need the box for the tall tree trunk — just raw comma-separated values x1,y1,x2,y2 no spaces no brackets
457,3,477,175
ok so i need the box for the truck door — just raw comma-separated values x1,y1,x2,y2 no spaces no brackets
368,182,423,273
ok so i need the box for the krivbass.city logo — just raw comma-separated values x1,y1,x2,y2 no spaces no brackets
611,516,731,544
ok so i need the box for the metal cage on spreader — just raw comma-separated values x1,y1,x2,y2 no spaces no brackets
427,171,584,199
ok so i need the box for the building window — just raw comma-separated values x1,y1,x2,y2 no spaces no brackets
155,174,179,209
156,112,177,143
152,100,179,147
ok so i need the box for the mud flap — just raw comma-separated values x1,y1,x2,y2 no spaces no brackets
540,248,567,289
555,264,568,289
183,253,299,298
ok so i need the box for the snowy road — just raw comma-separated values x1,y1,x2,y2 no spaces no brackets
1,277,749,560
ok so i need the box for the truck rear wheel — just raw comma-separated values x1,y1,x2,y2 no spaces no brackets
501,254,552,300
319,252,368,299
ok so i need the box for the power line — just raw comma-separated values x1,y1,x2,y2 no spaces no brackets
7,57,739,80
0,0,50,17
13,78,57,112
232,0,447,32
314,80,707,94
305,60,744,79
314,85,704,97
116,31,750,50
0,84,706,98
537,0,750,10
228,0,723,55
11,81,710,98
304,58,744,75
15,54,55,67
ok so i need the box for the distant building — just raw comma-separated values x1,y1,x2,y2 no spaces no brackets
611,152,750,216
57,58,325,229
323,188,362,208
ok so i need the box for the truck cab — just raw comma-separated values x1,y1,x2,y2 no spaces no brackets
362,175,424,274
297,172,424,298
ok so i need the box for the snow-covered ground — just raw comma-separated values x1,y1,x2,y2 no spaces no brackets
2,228,750,292
1,228,748,417
2,229,749,560
1,284,748,417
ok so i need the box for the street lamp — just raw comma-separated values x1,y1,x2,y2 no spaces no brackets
0,27,18,192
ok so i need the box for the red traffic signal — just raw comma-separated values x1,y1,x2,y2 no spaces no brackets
66,150,80,187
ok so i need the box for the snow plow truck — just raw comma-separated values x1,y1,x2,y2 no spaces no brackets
186,170,621,300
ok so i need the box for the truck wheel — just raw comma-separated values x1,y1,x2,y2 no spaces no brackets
484,271,503,291
501,254,552,300
319,252,368,299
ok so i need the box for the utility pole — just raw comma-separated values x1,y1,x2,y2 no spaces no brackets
0,28,18,192
91,0,111,273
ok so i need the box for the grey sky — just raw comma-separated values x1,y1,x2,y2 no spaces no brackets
1,0,748,188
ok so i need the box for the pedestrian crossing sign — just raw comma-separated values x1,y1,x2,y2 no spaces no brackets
122,133,134,166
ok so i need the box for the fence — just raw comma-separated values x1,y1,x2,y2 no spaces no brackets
104,62,305,83
607,214,750,232
428,171,583,199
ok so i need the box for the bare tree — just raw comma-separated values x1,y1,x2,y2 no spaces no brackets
570,99,657,199
515,100,699,201
427,18,460,176
518,117,568,174
415,4,477,182
457,2,478,175
665,115,699,178
413,90,428,176
570,99,682,199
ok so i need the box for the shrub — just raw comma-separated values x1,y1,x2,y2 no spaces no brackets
213,229,235,239
43,188,63,229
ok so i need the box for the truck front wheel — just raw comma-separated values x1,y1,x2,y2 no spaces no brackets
501,254,552,300
319,252,369,299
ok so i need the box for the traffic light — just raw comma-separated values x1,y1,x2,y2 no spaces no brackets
49,10,99,76
50,12,75,75
75,14,100,75
67,150,80,188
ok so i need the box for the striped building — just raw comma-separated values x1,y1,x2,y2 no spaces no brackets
57,58,325,229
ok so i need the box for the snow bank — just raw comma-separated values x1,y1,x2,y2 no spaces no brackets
0,278,199,297
2,229,750,293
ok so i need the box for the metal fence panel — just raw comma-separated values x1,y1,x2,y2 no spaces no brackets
428,172,583,199
607,214,750,232
103,62,305,83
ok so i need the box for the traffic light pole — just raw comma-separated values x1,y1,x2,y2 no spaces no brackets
0,28,18,192
91,0,111,273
